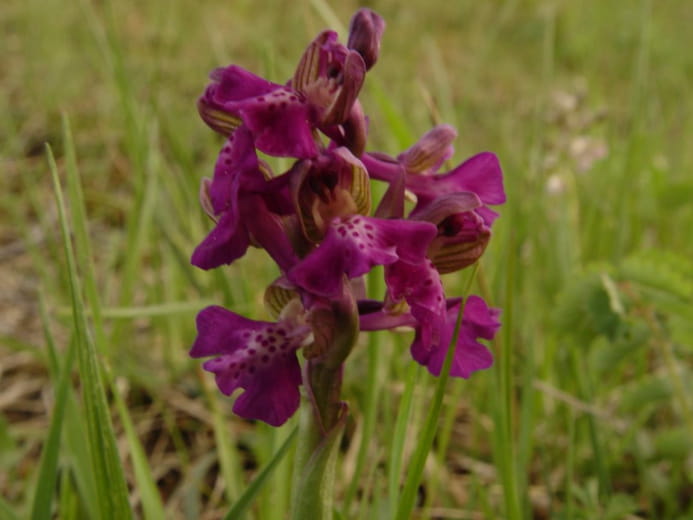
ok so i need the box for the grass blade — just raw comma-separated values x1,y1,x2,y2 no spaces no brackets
46,143,133,520
61,114,166,520
223,426,298,520
394,276,477,520
29,295,77,520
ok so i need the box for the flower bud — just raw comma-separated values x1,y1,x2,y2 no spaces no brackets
399,124,457,174
347,8,386,70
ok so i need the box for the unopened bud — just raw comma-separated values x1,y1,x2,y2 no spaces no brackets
347,8,386,70
399,124,457,174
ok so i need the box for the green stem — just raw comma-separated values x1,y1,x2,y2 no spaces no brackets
290,282,357,519
290,363,346,520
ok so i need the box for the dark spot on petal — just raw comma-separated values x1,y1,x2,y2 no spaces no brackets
257,96,265,102
261,355,269,363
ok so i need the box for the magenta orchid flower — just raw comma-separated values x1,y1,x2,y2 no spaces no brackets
190,8,504,429
197,24,378,159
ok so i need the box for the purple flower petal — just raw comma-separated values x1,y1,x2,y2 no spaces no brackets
210,65,280,104
191,306,310,426
209,127,264,215
191,211,251,270
288,216,437,297
409,152,505,210
385,258,446,349
231,88,319,158
410,296,500,378
197,66,279,136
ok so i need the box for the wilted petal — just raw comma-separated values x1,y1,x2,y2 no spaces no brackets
191,306,310,426
410,296,499,378
288,215,437,297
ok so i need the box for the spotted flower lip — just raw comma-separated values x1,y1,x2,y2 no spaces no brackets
191,305,312,427
288,215,438,298
198,66,320,159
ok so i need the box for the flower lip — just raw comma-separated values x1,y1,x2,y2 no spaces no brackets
288,215,438,298
191,305,311,426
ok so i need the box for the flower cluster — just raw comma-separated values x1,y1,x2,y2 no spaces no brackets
190,9,504,427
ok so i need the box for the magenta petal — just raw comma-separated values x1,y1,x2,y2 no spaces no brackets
385,259,446,349
190,306,262,357
211,65,280,103
191,306,308,426
410,296,500,378
440,152,505,205
462,294,502,340
408,152,505,209
210,127,264,214
288,216,437,297
231,359,301,426
191,211,250,270
233,88,319,158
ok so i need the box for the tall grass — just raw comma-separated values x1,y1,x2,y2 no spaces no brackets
2,0,692,519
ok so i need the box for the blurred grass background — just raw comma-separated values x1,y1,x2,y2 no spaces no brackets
2,0,693,518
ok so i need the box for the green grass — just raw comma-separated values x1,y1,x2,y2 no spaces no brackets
2,0,693,519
